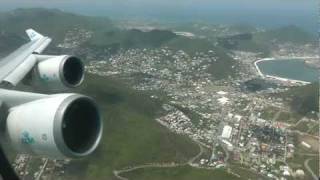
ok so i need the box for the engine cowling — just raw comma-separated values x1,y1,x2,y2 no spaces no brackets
30,55,84,91
6,94,102,159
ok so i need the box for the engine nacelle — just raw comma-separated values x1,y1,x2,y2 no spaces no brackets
30,55,84,91
6,94,102,159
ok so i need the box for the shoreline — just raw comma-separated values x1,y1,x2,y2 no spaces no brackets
253,57,316,85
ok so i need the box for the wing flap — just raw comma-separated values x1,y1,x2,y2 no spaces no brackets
2,55,37,86
33,38,52,54
0,40,40,82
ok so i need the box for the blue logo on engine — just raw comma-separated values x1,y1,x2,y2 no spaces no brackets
21,131,35,144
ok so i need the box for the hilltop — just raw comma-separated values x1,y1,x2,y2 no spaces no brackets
217,25,315,55
0,8,238,79
0,8,114,42
254,25,316,45
279,82,319,118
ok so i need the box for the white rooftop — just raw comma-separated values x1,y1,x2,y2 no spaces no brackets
221,125,232,139
217,91,228,95
234,115,242,121
218,97,229,105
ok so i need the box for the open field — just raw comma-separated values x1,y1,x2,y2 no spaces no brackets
122,166,244,180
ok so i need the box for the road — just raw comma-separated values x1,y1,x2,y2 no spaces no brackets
272,110,281,122
35,158,48,180
114,163,184,180
304,158,318,180
113,140,205,180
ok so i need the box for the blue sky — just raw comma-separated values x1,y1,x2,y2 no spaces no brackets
1,0,316,7
1,0,316,11
1,0,316,14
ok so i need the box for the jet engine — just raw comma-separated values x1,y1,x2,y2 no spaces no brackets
6,93,102,158
28,55,84,91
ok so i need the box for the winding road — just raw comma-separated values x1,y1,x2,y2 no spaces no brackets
304,158,318,180
113,140,205,180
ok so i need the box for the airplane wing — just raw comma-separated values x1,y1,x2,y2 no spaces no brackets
0,29,52,86
0,28,102,167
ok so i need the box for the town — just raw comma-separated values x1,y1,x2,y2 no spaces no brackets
11,25,319,180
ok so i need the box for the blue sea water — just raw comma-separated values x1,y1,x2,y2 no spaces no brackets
257,59,319,83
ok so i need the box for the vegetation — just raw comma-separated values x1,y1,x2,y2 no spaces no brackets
293,121,318,134
206,46,239,79
254,25,316,45
287,153,318,180
0,8,239,79
260,106,279,120
279,82,319,118
0,8,115,42
0,8,317,180
218,25,315,55
229,164,270,180
308,159,319,178
123,166,244,180
58,74,199,180
172,104,202,125
218,33,270,55
89,29,177,49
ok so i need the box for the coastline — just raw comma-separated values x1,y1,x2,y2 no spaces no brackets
253,57,316,85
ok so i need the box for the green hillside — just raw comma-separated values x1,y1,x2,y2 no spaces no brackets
218,33,270,55
279,82,319,118
0,8,239,80
254,25,316,45
0,8,114,42
0,8,209,54
89,29,177,48
165,36,213,54
218,25,315,55
58,74,200,180
123,166,245,180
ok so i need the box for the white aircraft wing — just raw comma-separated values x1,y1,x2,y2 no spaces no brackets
0,28,102,175
0,29,52,86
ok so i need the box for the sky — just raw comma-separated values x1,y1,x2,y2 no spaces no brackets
0,0,318,32
1,0,316,10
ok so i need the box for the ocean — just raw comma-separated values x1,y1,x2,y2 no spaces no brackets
257,59,319,83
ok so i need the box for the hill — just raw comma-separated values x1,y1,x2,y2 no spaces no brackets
88,29,177,48
279,82,319,118
218,33,270,55
0,8,114,42
254,25,316,45
123,166,245,180
217,25,315,55
58,74,200,180
0,8,214,54
0,8,239,79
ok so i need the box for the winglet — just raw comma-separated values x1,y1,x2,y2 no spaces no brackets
26,29,43,41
